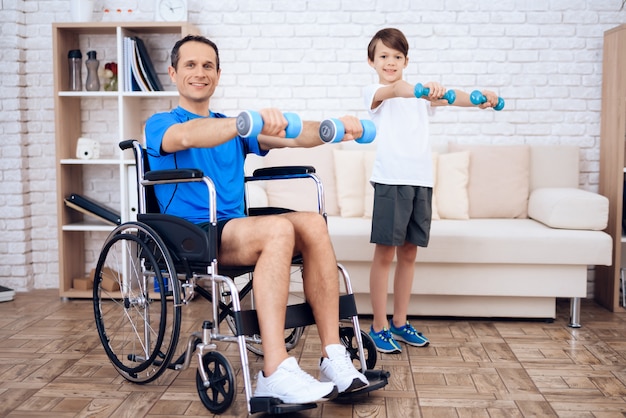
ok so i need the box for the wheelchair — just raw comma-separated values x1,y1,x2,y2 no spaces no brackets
92,139,389,415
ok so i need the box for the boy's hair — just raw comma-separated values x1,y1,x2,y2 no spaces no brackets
171,34,220,71
367,28,409,61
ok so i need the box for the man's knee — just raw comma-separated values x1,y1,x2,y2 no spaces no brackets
260,216,296,245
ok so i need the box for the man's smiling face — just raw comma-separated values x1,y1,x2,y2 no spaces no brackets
169,41,221,110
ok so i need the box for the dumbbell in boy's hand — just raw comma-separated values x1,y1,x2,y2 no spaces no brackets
470,90,505,111
319,117,376,144
236,109,303,139
414,82,456,104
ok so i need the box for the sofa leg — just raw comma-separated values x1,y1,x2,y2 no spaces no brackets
568,297,581,328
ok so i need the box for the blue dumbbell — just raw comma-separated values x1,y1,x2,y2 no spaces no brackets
414,83,456,104
470,90,505,111
236,110,303,139
319,118,376,144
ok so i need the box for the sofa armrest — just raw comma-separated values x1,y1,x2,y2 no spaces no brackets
528,188,608,230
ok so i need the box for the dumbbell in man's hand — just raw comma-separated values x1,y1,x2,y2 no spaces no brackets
319,118,376,144
236,110,303,139
414,83,456,104
470,90,505,111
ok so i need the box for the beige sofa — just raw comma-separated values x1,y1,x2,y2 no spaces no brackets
244,143,612,327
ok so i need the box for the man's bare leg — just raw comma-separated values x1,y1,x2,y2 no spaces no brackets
218,215,295,375
283,212,340,357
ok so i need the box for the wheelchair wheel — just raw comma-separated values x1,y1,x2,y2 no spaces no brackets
339,326,377,371
196,351,236,414
93,222,181,384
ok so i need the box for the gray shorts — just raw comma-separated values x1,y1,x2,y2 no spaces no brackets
370,183,432,247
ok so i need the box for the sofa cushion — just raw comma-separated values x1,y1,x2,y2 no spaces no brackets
528,187,609,231
530,145,579,190
363,151,376,218
333,149,367,217
327,216,612,267
262,145,340,215
449,144,530,219
431,152,440,220
436,151,470,219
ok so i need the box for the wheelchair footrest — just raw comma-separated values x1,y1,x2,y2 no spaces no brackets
335,369,390,400
249,396,317,414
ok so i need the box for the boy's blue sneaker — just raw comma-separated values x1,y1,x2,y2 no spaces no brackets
369,326,402,354
389,320,429,347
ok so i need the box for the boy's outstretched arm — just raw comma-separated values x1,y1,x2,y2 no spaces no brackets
446,89,500,109
372,80,448,109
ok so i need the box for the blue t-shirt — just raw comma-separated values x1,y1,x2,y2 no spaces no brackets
145,106,267,223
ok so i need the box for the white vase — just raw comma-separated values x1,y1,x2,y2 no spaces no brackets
70,0,94,22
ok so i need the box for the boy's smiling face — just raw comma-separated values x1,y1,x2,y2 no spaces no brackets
368,39,408,85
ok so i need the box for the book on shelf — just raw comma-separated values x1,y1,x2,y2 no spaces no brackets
64,193,121,226
123,36,163,92
0,285,15,302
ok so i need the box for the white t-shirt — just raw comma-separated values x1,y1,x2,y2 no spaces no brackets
363,83,435,187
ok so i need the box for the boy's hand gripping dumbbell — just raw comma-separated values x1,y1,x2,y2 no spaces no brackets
470,90,505,111
414,83,456,104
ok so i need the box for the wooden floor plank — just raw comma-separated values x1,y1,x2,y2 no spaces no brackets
2,290,626,417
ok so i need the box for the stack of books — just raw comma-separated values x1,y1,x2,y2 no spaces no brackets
123,36,164,92
0,286,15,302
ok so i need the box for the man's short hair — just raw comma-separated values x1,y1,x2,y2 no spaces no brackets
171,34,220,70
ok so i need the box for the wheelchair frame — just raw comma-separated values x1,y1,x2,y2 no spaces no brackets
92,139,388,415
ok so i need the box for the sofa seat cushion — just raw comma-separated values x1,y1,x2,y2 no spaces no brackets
327,217,611,266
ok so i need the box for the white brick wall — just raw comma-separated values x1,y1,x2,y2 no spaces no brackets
1,0,625,293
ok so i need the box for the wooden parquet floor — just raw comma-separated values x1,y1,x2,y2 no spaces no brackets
1,289,626,417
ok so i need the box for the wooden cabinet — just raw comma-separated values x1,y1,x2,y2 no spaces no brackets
53,22,196,298
597,24,626,312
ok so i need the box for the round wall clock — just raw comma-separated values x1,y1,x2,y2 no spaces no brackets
155,0,188,21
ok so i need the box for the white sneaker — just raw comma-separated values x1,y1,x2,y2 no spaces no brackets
254,357,338,404
319,344,369,393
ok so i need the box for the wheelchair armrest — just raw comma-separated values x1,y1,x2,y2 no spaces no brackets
144,169,205,182
245,166,326,216
250,166,316,180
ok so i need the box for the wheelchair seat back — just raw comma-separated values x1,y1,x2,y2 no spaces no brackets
123,140,218,274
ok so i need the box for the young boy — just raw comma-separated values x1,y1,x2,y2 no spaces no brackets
364,28,500,353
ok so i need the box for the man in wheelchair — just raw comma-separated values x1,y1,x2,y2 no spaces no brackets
144,34,369,405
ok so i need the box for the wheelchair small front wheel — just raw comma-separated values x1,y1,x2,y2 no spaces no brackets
339,326,377,371
196,351,236,414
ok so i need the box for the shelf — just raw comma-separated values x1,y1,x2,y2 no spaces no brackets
58,91,119,97
597,24,626,312
62,221,116,232
61,158,131,165
57,91,179,97
122,91,179,97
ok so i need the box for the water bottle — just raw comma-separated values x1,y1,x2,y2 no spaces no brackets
68,49,82,91
85,50,100,91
